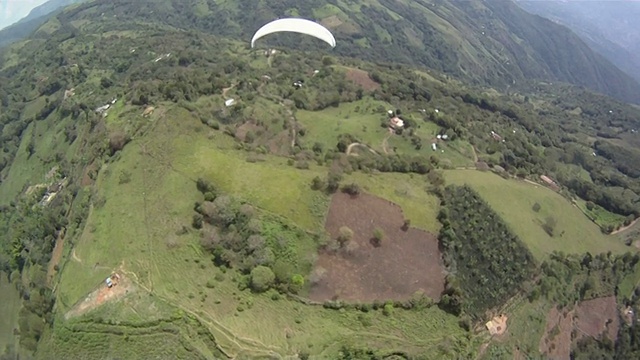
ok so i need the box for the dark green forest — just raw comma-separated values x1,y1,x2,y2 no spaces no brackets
437,185,536,318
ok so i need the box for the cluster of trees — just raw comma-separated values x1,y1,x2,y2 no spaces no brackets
594,140,640,179
0,192,69,352
437,185,536,318
534,252,639,307
192,178,308,294
422,80,640,223
535,252,640,359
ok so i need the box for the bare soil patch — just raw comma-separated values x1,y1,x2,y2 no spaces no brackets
81,161,97,187
486,314,508,336
65,273,135,320
235,122,262,143
574,296,619,341
266,130,291,156
320,15,343,28
345,68,380,91
309,192,445,302
540,307,574,360
46,229,66,285
540,296,620,359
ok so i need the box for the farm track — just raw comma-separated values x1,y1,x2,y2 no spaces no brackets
611,218,639,235
382,133,391,154
346,142,378,156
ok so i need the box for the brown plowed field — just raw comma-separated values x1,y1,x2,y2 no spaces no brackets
540,307,574,360
345,68,380,91
309,192,445,302
575,296,620,341
539,296,620,360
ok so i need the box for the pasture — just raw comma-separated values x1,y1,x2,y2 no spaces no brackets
50,108,477,359
296,97,476,170
444,170,630,260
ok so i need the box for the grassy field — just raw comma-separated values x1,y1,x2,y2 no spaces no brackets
343,172,441,233
296,98,392,152
296,98,475,167
618,261,640,300
0,274,21,356
48,108,478,359
444,170,630,260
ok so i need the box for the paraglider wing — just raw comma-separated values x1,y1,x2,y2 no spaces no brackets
251,18,336,48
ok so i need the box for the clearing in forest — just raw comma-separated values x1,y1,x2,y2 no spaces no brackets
344,67,381,91
539,307,575,360
539,296,619,359
574,296,620,341
309,192,445,302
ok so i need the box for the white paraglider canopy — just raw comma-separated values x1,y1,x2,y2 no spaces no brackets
250,18,336,48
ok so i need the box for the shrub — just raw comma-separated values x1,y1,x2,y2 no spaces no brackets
338,226,354,245
341,183,361,196
402,219,411,231
372,228,385,247
383,302,394,316
542,216,557,237
532,202,541,212
250,266,275,292
311,176,325,190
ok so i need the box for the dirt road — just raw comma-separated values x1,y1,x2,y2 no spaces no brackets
611,218,639,235
346,142,378,156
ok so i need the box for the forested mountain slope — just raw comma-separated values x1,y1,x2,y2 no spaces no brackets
0,0,85,47
3,0,640,104
517,0,640,83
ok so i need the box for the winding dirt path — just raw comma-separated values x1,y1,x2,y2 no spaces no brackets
611,218,640,235
222,84,235,99
255,81,298,150
382,133,391,154
72,249,82,263
471,145,479,162
346,142,379,156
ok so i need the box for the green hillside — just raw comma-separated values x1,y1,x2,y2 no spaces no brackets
1,0,640,359
5,0,640,104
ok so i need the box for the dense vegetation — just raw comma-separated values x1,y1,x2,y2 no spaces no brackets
192,178,311,295
437,185,536,318
537,252,639,306
0,170,90,353
14,0,638,104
